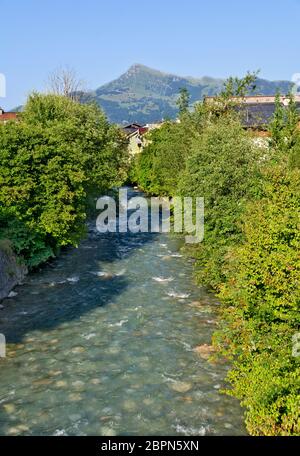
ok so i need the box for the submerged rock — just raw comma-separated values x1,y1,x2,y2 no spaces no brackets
7,424,30,435
55,380,68,388
170,381,192,393
190,300,201,306
72,381,85,391
3,403,16,414
48,370,63,377
194,344,215,359
180,395,193,403
68,393,82,402
32,378,53,387
7,427,20,435
71,346,86,354
143,398,154,406
101,426,117,436
122,399,137,412
108,346,121,355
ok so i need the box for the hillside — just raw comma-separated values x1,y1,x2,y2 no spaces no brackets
80,64,293,124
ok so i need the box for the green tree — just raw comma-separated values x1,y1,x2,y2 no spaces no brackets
221,71,259,99
179,115,261,288
0,93,128,267
176,87,190,116
269,92,299,152
215,163,300,435
133,120,193,195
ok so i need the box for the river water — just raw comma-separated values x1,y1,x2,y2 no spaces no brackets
0,189,245,436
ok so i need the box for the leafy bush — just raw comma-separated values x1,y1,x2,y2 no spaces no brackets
0,93,128,267
179,115,261,288
133,120,194,195
215,163,300,435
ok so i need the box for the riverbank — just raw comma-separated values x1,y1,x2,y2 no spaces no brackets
0,240,27,300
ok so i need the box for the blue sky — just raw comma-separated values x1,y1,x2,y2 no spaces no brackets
1,0,300,109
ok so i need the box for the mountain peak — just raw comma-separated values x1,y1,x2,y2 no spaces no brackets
84,66,293,125
128,63,148,71
125,63,164,77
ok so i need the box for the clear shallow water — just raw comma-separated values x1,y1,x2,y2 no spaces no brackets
0,189,245,436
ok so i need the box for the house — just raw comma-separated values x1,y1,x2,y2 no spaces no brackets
123,123,149,155
0,107,19,123
204,95,300,135
123,123,144,135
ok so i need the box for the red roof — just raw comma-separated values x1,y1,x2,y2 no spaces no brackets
0,112,18,121
138,127,148,135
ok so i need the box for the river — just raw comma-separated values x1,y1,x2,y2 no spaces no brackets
0,188,245,436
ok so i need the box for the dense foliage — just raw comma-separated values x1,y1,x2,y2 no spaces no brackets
131,120,194,195
0,93,128,267
132,82,300,435
215,161,300,435
179,116,261,288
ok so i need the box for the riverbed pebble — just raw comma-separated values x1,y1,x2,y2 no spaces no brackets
3,403,16,414
143,398,154,406
101,426,117,436
71,346,86,354
33,378,53,387
224,423,233,429
48,370,63,377
108,346,121,355
11,424,29,433
194,344,215,359
72,381,85,391
170,381,192,393
90,378,101,385
7,427,20,435
181,395,193,403
49,339,59,345
122,399,137,412
68,393,82,402
55,380,68,388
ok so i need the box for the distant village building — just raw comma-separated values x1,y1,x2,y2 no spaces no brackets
204,95,300,135
122,123,149,155
0,107,18,123
123,122,164,155
123,123,145,136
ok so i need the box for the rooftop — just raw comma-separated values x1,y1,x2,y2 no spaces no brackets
204,95,300,128
0,109,18,122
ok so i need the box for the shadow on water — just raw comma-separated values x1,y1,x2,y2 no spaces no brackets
0,201,159,343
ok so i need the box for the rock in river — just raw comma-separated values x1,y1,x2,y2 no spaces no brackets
194,344,215,359
170,381,192,393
